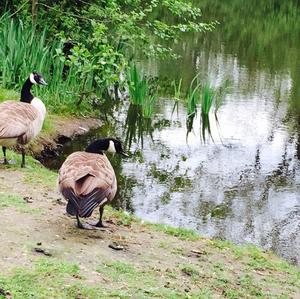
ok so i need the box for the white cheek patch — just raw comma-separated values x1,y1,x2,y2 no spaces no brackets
30,73,37,84
31,97,46,118
108,140,116,153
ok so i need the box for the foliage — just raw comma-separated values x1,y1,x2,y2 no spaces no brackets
0,0,215,115
5,0,215,58
0,16,95,114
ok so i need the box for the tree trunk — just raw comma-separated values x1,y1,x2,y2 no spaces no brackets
32,0,38,24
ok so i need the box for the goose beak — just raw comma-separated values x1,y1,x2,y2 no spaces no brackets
120,151,129,158
40,78,48,86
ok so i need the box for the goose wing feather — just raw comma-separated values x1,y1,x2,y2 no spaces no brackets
0,101,39,141
59,152,117,217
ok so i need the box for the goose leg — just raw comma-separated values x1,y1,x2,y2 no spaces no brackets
76,213,85,229
2,147,8,164
76,213,99,230
95,205,106,227
21,147,26,168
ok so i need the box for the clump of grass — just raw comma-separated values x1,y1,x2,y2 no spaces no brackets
126,63,157,118
151,223,200,241
127,64,148,105
200,82,214,142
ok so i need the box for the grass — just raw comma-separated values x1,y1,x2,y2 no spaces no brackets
0,16,95,115
0,88,18,102
151,223,200,241
0,193,37,214
96,259,201,298
0,149,57,189
0,258,99,299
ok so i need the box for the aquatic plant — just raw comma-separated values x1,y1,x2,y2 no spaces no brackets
200,83,214,142
214,79,231,114
201,83,214,116
171,78,182,115
126,64,158,119
143,94,157,119
186,74,201,117
185,74,201,137
124,104,153,149
127,64,148,106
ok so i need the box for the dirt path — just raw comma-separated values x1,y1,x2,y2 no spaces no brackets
0,163,299,298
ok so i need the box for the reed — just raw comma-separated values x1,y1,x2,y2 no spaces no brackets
201,83,214,116
127,64,148,106
0,16,94,115
171,78,182,115
126,63,158,118
186,74,201,117
214,79,231,114
143,94,157,118
124,104,153,149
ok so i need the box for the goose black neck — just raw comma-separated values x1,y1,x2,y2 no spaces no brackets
85,139,109,154
20,78,34,103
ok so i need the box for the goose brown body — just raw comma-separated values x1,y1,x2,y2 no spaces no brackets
0,72,47,167
0,100,44,146
58,151,117,218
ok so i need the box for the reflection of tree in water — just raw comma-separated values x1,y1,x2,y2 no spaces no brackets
239,138,299,263
263,208,300,265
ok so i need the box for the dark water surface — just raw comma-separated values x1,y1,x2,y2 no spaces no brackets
45,2,300,266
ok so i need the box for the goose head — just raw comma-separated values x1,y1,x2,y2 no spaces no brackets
29,72,48,86
85,138,128,157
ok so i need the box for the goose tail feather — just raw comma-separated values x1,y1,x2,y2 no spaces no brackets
62,187,110,218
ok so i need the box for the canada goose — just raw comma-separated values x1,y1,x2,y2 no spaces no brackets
58,138,128,229
0,72,47,167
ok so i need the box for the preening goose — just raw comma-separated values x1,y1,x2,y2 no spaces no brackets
0,72,47,167
58,138,128,229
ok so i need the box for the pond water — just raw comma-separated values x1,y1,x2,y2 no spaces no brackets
44,1,300,266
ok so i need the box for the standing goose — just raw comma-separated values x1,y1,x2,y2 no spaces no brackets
0,72,47,167
58,138,128,229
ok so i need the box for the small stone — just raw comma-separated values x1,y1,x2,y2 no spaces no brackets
108,242,124,251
